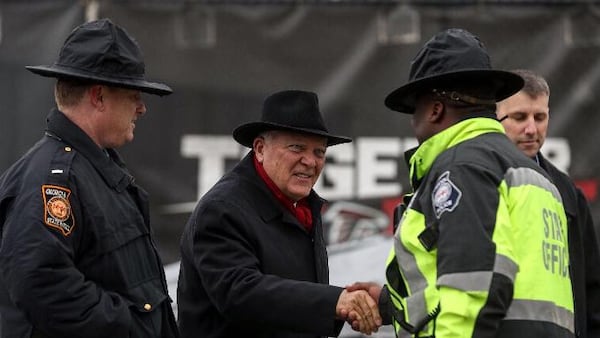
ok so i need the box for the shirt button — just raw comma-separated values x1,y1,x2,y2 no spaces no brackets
144,303,152,311
64,146,72,152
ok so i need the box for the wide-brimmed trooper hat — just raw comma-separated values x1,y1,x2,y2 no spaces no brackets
233,90,352,148
385,28,523,113
26,18,172,96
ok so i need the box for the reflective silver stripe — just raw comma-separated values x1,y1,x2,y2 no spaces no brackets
394,235,430,325
494,254,518,283
436,254,518,291
393,191,431,326
397,327,412,338
504,299,574,333
394,321,412,338
505,167,562,202
394,234,428,293
406,290,428,327
437,271,492,291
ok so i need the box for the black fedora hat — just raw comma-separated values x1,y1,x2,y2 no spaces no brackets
233,90,352,148
26,18,172,96
385,28,523,113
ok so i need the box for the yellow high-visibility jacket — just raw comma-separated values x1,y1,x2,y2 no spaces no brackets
384,117,574,338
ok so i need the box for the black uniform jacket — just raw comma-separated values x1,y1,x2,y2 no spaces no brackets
177,152,344,338
539,153,600,338
0,109,178,338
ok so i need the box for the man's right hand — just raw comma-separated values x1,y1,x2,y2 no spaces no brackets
345,281,382,302
336,289,382,335
345,282,384,332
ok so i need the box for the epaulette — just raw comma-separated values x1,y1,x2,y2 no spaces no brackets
45,144,76,186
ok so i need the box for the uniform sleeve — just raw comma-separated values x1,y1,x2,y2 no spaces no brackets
428,163,516,338
185,199,344,335
0,186,131,337
576,188,600,336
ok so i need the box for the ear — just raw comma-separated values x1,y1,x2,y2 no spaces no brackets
88,85,105,110
430,100,445,123
253,136,265,163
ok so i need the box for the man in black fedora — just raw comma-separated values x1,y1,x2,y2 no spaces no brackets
176,89,382,338
0,19,178,337
347,28,575,337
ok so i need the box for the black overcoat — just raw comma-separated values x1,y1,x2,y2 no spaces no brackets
177,152,345,338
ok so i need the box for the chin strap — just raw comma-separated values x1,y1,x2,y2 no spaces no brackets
497,114,509,122
432,89,496,106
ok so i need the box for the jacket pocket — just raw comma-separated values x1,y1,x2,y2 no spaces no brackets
124,278,169,338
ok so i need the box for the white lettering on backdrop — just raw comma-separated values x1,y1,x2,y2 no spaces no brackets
160,135,570,214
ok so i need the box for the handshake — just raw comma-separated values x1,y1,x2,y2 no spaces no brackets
335,282,383,336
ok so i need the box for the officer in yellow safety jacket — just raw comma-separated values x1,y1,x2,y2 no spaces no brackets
379,29,575,338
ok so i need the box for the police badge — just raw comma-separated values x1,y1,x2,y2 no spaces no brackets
432,171,462,219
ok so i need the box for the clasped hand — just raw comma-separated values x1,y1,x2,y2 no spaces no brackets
336,287,382,335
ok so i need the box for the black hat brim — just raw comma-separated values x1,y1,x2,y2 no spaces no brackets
385,69,524,114
26,65,173,96
233,122,352,148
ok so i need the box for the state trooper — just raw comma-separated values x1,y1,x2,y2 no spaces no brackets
348,28,575,337
0,19,178,338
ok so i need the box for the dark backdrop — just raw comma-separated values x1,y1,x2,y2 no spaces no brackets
2,1,600,263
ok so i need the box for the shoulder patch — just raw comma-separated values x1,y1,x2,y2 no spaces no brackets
432,171,462,218
41,184,75,236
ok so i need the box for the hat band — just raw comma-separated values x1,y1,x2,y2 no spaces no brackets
432,89,496,105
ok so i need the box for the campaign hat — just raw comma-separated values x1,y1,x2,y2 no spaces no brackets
26,18,172,96
385,28,523,113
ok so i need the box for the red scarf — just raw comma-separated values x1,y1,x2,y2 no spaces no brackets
253,156,313,232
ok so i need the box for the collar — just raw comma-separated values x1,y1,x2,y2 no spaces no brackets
253,155,313,231
45,108,133,192
407,117,504,188
234,152,324,225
